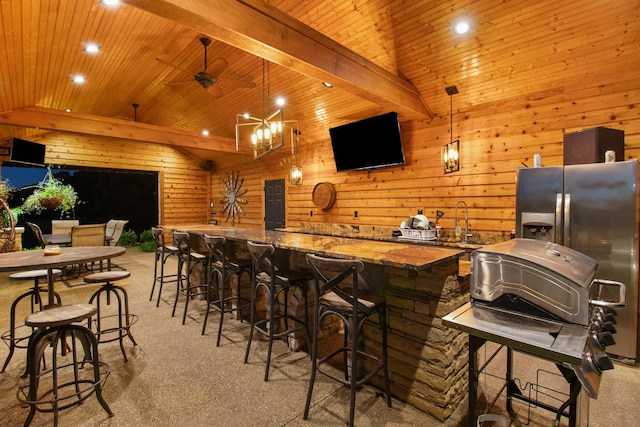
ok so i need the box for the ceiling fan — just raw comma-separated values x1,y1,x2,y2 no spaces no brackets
156,37,256,97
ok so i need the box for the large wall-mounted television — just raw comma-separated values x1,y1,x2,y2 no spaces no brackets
329,111,405,172
9,138,46,166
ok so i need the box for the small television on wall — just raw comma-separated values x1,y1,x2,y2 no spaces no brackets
9,138,46,166
329,111,405,172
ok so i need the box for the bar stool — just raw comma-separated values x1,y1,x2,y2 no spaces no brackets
304,253,392,427
149,227,179,307
244,241,311,381
202,234,252,346
17,304,113,426
1,269,62,373
172,232,209,324
84,270,138,361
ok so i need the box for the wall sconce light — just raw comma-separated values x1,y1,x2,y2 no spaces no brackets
444,85,460,174
443,140,460,173
291,165,303,185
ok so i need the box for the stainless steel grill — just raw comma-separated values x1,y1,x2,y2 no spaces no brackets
444,239,626,426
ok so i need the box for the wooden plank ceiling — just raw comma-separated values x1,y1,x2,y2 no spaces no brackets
0,0,629,159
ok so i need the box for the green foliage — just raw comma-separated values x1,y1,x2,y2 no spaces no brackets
139,229,153,243
139,240,156,252
2,206,23,229
0,177,15,201
21,168,79,217
137,229,155,252
117,230,138,247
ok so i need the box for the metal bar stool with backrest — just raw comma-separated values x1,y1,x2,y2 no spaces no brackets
304,253,392,427
202,234,252,346
244,240,311,381
172,232,208,324
149,227,179,307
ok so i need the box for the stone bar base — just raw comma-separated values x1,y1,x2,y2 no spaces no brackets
366,259,469,421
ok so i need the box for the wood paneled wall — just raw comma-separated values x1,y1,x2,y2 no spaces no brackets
1,133,211,227
206,5,640,237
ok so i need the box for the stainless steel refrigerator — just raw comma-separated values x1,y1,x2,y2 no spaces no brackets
516,159,639,361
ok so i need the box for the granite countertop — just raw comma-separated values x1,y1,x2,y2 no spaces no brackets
163,224,465,271
275,226,488,250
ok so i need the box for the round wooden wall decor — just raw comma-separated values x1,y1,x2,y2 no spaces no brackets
312,182,336,210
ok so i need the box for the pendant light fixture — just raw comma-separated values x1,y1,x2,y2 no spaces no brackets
235,59,298,160
443,85,460,173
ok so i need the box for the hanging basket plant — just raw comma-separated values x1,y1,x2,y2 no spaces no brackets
21,167,79,217
0,177,15,202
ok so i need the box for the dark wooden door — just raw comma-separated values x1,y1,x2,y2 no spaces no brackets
264,179,285,230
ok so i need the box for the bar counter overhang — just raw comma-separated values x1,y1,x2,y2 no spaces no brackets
163,224,470,420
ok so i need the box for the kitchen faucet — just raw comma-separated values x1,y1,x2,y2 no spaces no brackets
454,200,472,242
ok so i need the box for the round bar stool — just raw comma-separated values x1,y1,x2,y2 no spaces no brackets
17,304,113,427
1,269,62,373
84,270,138,361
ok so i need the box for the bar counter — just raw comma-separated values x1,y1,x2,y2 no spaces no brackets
164,224,470,420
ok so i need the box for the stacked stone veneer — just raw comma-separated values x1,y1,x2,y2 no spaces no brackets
373,260,470,420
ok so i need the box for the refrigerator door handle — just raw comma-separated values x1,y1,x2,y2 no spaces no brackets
563,193,571,246
555,193,563,244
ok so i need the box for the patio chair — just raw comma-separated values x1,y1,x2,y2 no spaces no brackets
105,219,128,246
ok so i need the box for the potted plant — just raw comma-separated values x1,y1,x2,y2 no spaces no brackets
0,177,14,202
21,168,79,217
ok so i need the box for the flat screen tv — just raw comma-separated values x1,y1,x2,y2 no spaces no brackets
329,112,405,172
10,138,46,166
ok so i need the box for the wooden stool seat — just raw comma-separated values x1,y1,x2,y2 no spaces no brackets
25,303,96,328
84,270,131,283
10,269,62,281
19,304,112,426
85,270,137,361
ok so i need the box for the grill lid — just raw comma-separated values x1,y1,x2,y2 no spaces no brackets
470,239,598,325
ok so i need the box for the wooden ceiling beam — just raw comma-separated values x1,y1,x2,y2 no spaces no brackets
0,107,237,153
123,0,433,120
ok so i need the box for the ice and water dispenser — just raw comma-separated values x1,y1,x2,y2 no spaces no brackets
520,212,555,242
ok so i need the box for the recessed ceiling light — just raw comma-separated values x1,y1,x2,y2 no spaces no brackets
72,75,86,84
65,108,72,113
84,43,100,54
454,20,471,35
202,130,209,136
101,0,120,6
322,82,333,88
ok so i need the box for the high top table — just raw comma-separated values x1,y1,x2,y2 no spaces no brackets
0,246,126,306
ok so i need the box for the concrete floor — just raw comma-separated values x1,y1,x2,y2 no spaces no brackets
0,248,638,426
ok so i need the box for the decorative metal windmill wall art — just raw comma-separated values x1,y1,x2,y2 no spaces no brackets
220,170,247,225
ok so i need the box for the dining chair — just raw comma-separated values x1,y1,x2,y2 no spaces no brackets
70,223,108,274
244,240,311,381
26,222,50,247
105,219,128,246
71,224,107,247
51,219,79,236
304,253,392,427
